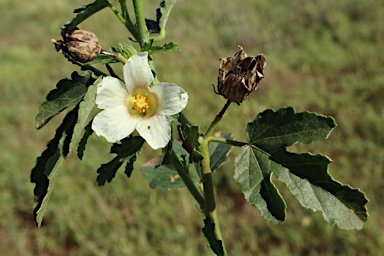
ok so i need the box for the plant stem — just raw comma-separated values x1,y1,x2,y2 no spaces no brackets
108,4,140,41
118,0,130,20
204,100,231,138
208,137,247,147
132,0,149,48
114,53,128,64
170,150,205,208
200,139,228,255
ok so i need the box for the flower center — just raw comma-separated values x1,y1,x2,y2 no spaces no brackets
127,87,157,118
132,95,150,113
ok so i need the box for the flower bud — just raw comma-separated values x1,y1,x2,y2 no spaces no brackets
214,46,267,104
52,27,102,63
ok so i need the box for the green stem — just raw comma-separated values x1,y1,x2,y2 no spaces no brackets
207,137,247,147
132,0,149,48
108,4,140,41
114,53,128,64
149,29,166,42
118,0,130,20
204,100,231,138
200,139,228,255
170,150,205,208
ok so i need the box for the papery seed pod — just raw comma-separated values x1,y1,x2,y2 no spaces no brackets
52,27,102,63
65,29,102,63
214,46,267,104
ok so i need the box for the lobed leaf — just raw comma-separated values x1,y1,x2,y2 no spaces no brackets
97,136,145,186
234,146,286,224
234,107,368,229
202,218,225,256
271,149,368,230
35,71,95,129
247,107,336,153
31,109,78,227
31,81,99,226
149,42,181,54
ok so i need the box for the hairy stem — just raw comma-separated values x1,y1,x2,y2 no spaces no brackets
132,0,149,47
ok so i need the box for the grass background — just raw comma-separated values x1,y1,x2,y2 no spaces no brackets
1,0,383,255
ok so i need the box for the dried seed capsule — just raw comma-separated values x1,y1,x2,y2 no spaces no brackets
52,27,102,63
65,29,102,63
215,46,267,104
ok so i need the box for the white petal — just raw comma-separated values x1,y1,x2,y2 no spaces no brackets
150,83,189,115
123,52,154,93
136,115,171,150
92,106,138,143
96,76,128,109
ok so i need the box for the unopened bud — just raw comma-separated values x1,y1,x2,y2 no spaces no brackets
52,27,102,63
214,46,267,104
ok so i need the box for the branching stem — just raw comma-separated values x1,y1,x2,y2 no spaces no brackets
108,4,140,41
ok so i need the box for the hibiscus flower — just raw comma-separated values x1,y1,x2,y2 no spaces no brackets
92,52,188,149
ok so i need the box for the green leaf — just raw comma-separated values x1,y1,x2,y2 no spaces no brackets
92,54,118,65
62,105,80,157
110,43,137,60
209,133,233,172
149,42,181,54
141,161,191,190
97,136,145,186
31,80,99,226
145,0,176,34
271,150,368,230
77,120,93,160
30,108,78,227
247,107,336,152
35,71,95,129
69,81,98,156
157,0,176,31
141,141,200,190
234,107,368,229
202,218,224,256
234,146,286,224
178,124,203,163
64,0,110,32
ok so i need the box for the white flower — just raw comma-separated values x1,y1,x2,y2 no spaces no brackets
92,52,188,150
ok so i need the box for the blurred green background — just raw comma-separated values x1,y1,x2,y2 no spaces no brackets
1,0,383,255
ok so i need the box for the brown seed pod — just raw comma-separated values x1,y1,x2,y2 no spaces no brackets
214,46,267,104
52,27,102,63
